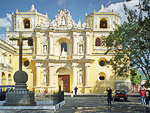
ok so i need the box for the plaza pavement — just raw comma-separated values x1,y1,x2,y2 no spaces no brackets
0,93,150,113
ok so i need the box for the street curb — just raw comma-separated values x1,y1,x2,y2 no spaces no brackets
0,101,65,110
64,94,141,97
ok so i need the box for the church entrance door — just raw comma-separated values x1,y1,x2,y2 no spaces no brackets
58,75,70,92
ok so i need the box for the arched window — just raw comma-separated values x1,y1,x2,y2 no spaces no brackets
2,72,6,85
61,42,67,52
23,18,30,29
95,38,101,46
8,74,11,79
100,18,107,28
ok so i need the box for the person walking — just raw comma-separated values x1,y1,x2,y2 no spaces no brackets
140,89,146,104
145,90,149,105
106,87,112,105
74,86,78,95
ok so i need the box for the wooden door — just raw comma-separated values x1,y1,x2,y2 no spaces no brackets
58,75,70,92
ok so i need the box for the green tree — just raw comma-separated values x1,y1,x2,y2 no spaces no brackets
131,68,142,86
105,0,150,80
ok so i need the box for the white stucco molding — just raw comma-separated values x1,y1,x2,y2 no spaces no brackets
85,63,90,67
72,63,78,67
35,63,42,67
48,63,54,67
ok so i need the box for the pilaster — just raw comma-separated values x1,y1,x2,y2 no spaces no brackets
48,63,54,87
35,63,42,87
72,63,78,87
36,36,41,55
73,36,77,55
85,36,90,55
49,32,54,55
85,63,90,87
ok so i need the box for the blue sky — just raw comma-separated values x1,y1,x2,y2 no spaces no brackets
0,0,139,41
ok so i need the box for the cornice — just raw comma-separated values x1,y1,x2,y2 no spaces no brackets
32,59,94,63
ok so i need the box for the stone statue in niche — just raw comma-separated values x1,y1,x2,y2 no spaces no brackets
44,37,47,42
53,21,57,27
43,75,47,83
79,45,83,54
61,48,66,56
5,58,9,67
43,45,47,54
62,17,65,25
79,74,83,83
68,21,73,27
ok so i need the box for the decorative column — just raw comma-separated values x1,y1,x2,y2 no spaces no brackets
36,36,40,55
48,63,54,86
35,63,41,87
73,36,77,55
85,36,90,55
85,63,90,87
72,63,78,87
6,70,8,85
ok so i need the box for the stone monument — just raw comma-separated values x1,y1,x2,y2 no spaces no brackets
4,32,36,106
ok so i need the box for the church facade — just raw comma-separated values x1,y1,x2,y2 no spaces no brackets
0,5,131,93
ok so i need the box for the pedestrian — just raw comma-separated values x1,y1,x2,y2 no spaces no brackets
106,87,112,105
145,90,149,105
74,86,78,95
44,88,46,96
140,89,146,104
71,91,74,97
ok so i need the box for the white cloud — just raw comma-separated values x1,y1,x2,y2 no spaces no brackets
7,14,12,21
105,0,139,24
0,34,6,41
0,13,12,27
58,0,66,7
106,0,112,6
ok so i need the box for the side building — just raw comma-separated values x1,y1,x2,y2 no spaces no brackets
3,5,131,93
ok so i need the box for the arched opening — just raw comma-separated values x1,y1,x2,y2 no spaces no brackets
100,18,107,28
95,38,101,46
61,42,67,52
2,72,6,85
9,55,11,64
57,67,71,92
23,18,30,29
8,74,11,85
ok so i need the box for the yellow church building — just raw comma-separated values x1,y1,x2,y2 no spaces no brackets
0,5,131,94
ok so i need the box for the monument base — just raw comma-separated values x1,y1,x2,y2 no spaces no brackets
3,91,36,106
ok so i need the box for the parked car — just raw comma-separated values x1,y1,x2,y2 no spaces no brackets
113,90,128,101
